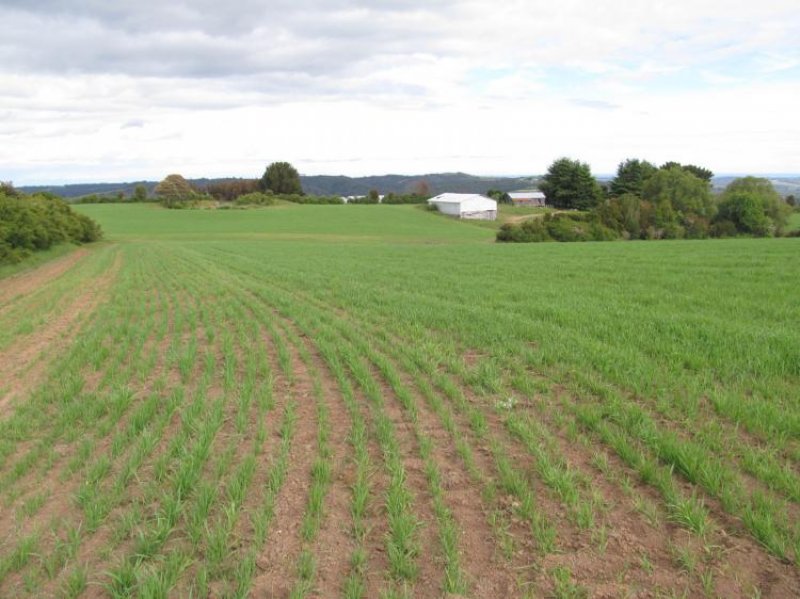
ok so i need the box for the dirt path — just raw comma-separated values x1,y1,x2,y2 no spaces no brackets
0,249,121,415
0,248,89,308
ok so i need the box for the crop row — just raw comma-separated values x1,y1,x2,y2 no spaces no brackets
2,240,798,597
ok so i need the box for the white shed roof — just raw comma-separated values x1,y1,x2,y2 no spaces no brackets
428,193,497,210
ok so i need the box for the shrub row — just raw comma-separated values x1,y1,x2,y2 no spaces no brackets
497,213,618,243
499,176,793,243
277,194,344,205
0,191,102,264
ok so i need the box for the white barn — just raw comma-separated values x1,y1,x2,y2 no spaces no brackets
428,193,497,221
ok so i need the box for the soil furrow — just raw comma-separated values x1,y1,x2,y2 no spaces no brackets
277,322,356,598
552,388,800,597
387,358,522,597
250,320,319,598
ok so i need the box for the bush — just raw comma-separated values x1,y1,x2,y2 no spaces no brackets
162,199,201,210
710,219,738,238
596,194,641,239
712,179,790,237
0,192,102,264
383,193,429,205
234,192,276,206
714,192,771,236
683,215,711,239
497,213,619,243
206,179,260,202
75,194,120,204
75,186,153,204
278,194,344,205
347,195,379,205
497,221,549,242
155,174,202,208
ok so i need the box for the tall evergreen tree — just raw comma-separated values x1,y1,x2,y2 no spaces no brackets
539,158,604,210
609,159,657,197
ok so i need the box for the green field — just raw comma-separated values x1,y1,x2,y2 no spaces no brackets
1,203,799,597
789,211,800,231
79,203,491,242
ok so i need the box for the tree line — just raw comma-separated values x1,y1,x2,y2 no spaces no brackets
154,163,319,208
498,158,794,243
152,162,430,208
0,183,103,265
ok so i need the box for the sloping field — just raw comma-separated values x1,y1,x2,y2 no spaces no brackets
1,203,798,597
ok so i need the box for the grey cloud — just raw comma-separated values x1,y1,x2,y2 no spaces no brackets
121,118,144,128
0,1,456,83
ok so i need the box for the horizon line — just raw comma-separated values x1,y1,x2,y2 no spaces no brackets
14,171,800,188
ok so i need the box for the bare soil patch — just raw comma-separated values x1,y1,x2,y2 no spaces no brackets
0,249,121,415
0,248,88,308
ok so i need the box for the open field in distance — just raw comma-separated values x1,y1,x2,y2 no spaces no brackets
0,203,798,597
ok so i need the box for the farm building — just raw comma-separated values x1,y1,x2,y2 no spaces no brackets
427,193,497,220
508,191,546,207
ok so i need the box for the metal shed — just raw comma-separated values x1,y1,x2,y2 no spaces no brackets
427,193,497,220
508,191,546,207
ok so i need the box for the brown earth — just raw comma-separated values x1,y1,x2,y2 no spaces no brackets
280,324,357,598
0,249,120,415
0,248,88,308
250,323,319,598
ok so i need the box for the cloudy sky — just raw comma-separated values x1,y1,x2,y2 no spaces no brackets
1,1,798,184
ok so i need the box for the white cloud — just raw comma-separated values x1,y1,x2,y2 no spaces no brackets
0,0,798,183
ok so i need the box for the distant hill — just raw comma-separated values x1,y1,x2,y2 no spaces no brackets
299,172,541,196
19,173,541,199
712,176,800,197
19,181,157,199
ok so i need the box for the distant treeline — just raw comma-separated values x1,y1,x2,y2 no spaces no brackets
0,183,103,264
144,170,432,209
20,172,542,199
201,175,427,205
498,159,796,243
347,192,428,205
73,183,152,204
18,170,800,201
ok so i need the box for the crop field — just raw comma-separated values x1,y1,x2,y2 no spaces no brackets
1,203,799,598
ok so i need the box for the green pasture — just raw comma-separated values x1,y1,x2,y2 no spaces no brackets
75,203,492,243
